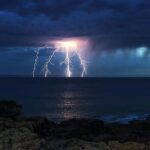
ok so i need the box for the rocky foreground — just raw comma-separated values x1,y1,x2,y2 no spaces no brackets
1,117,150,150
0,101,150,149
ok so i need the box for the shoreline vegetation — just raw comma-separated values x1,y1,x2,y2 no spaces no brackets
0,101,150,149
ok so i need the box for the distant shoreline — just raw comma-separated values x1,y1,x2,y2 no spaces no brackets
1,75,150,78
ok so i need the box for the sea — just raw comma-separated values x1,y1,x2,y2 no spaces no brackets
0,77,150,123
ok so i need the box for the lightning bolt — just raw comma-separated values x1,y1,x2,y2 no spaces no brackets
75,51,86,77
66,48,72,77
60,48,72,77
57,48,86,78
32,40,88,78
32,48,40,78
43,49,57,78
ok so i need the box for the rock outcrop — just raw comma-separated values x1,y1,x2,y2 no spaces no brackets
0,101,22,118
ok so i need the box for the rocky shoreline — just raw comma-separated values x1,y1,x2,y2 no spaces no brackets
0,101,150,149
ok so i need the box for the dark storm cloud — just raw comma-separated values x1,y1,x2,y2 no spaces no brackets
0,0,150,50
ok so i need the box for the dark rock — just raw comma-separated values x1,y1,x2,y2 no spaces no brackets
0,101,22,118
54,119,104,139
22,117,57,137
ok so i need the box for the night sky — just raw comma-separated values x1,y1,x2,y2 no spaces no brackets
0,0,150,77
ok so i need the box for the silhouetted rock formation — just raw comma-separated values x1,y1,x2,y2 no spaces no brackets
0,101,22,118
54,119,104,139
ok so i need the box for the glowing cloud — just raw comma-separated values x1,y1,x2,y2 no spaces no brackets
136,47,148,58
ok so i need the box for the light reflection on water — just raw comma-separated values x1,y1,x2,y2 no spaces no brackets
1,78,150,123
59,90,81,120
44,85,84,121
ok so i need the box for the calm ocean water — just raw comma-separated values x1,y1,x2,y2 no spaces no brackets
0,77,150,123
